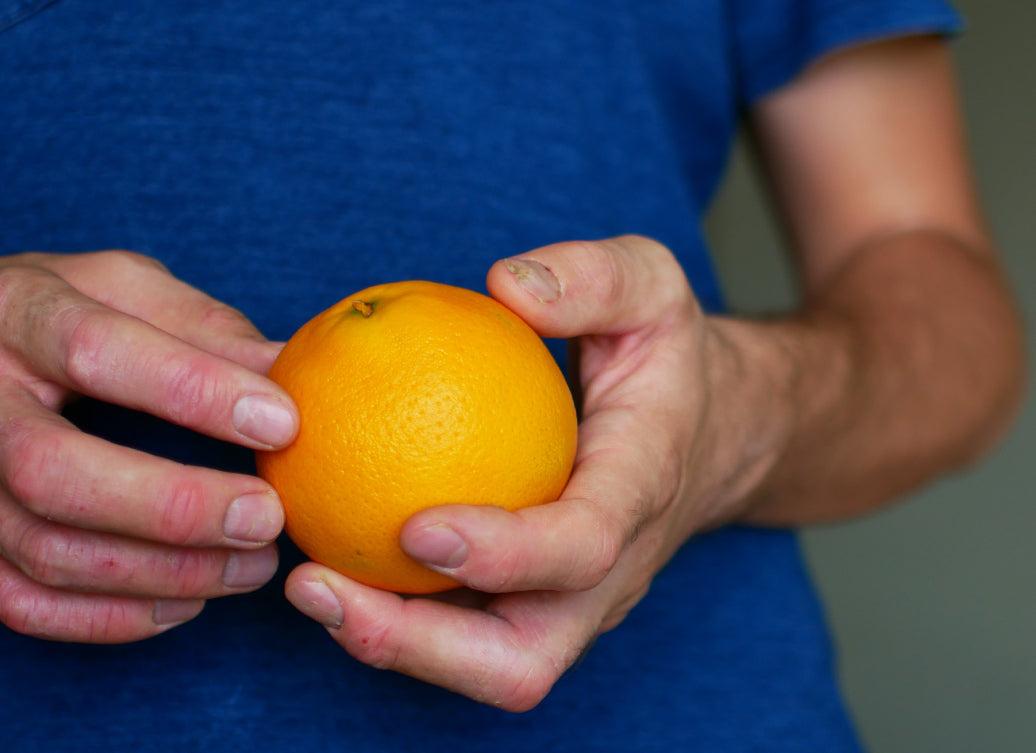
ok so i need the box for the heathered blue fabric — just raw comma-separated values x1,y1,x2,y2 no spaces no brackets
0,2,959,751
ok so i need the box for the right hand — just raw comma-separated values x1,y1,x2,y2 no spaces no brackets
0,251,299,643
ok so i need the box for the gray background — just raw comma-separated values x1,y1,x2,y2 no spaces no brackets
706,1,1034,750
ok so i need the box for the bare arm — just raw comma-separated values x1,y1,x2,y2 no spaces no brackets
700,35,1027,526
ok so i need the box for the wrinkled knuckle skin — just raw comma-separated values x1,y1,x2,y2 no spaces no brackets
0,264,44,314
11,521,78,589
0,574,47,637
161,358,229,428
157,478,211,546
343,618,400,671
0,264,67,347
0,266,25,323
569,502,626,591
472,545,527,593
159,549,219,599
580,531,622,591
572,240,625,309
83,601,125,643
495,656,558,713
197,301,253,335
0,418,70,521
62,307,119,391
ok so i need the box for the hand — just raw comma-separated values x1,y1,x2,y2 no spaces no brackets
0,251,299,643
285,236,768,710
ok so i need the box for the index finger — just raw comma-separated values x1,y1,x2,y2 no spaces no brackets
0,266,298,449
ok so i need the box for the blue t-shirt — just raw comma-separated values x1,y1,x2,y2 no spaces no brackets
0,2,960,751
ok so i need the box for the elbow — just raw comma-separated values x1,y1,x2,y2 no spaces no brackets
946,293,1029,473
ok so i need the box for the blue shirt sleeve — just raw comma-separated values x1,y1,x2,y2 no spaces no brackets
732,0,964,103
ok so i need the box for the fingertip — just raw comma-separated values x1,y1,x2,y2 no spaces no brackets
489,236,693,338
399,520,469,571
401,505,533,593
499,257,562,304
232,393,299,449
286,574,345,630
152,598,205,628
485,253,565,334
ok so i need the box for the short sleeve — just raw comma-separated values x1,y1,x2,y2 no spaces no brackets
732,0,964,103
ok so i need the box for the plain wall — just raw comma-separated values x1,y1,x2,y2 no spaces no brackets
705,1,1035,750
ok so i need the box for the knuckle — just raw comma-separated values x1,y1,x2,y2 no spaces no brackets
345,615,400,670
572,240,625,308
161,358,228,427
0,264,65,340
197,301,255,336
62,307,119,389
605,235,696,319
11,521,76,588
0,266,26,322
157,478,211,545
84,600,128,643
494,654,559,712
567,500,627,590
472,544,528,593
95,249,169,275
0,575,47,637
164,549,220,598
0,263,39,307
579,537,622,590
0,418,71,519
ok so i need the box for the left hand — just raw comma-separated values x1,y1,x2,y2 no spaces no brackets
285,236,771,711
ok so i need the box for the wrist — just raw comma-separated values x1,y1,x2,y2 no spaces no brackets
688,312,852,530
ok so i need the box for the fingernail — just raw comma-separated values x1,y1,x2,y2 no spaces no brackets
233,394,297,447
402,523,468,570
223,546,279,589
504,258,561,303
224,493,284,544
292,579,344,630
153,599,205,627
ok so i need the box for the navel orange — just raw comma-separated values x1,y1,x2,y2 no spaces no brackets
256,280,578,594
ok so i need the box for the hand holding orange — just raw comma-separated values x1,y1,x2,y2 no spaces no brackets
256,280,578,593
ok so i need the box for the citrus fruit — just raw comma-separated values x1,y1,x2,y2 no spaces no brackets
256,280,578,594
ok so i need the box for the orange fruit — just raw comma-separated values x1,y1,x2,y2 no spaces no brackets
256,280,578,594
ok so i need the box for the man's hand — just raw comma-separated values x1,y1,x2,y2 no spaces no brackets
283,37,1025,711
285,236,767,711
286,223,1023,712
0,251,298,643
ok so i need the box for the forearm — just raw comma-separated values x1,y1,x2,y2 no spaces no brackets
700,230,1026,527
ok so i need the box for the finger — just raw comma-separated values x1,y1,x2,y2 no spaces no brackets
434,237,703,592
0,265,298,449
285,563,601,712
45,250,283,374
486,235,699,338
400,406,675,593
0,555,204,643
0,384,284,547
0,490,279,598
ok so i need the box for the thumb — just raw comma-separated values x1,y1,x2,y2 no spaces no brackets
486,235,697,338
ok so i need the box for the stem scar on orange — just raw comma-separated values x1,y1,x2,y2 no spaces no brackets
256,280,578,594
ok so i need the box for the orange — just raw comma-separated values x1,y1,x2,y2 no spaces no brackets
256,280,578,593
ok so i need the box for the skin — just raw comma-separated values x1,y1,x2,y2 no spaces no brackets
0,37,1026,704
